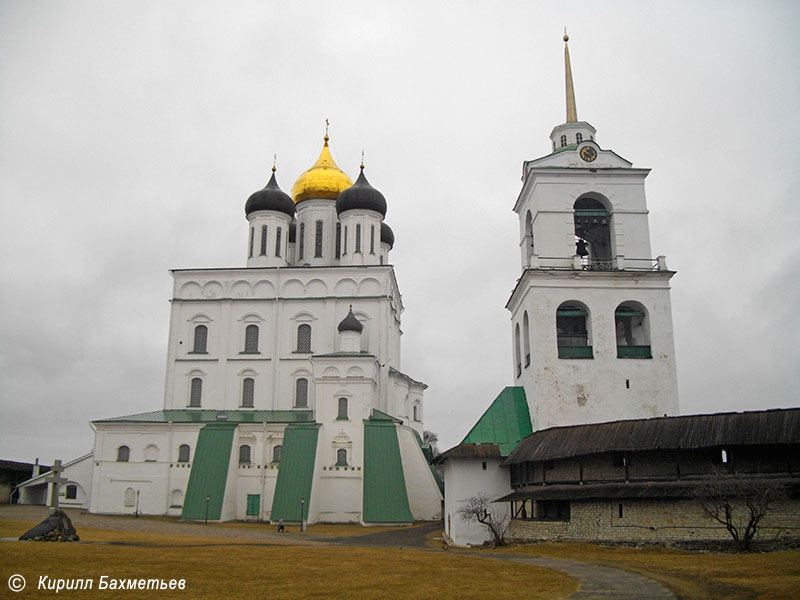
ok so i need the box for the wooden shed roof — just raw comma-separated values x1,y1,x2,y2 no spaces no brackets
504,408,800,465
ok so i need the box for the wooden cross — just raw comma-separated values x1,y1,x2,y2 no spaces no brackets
45,460,67,513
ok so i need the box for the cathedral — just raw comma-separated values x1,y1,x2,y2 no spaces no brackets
87,132,443,524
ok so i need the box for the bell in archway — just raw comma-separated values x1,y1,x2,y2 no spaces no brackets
575,238,589,257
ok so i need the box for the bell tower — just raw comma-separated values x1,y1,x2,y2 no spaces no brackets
509,34,679,431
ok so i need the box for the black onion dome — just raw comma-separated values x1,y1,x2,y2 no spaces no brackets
245,171,295,218
336,168,387,217
380,222,395,248
337,307,363,333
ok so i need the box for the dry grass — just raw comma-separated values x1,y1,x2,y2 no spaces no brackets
487,542,800,600
1,520,576,599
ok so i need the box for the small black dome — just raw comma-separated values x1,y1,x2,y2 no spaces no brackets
336,168,387,217
380,222,395,249
245,171,295,218
337,307,363,333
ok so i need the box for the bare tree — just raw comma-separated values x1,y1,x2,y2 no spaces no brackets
456,493,508,546
693,471,785,551
423,430,439,458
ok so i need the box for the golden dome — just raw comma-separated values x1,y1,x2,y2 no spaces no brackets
291,136,353,203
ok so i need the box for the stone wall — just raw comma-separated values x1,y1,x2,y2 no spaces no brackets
508,498,800,544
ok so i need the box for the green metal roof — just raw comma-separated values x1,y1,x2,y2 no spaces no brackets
181,423,236,520
270,423,321,522
93,409,314,424
362,418,413,524
461,387,533,456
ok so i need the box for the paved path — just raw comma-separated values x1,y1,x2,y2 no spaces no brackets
2,506,674,598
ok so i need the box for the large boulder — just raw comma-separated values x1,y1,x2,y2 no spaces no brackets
19,510,79,542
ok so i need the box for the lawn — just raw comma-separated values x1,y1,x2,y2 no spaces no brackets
487,542,800,600
0,520,576,599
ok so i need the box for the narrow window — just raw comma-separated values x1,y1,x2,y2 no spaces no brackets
239,444,251,464
556,303,592,359
482,461,487,471
343,226,348,255
178,444,190,463
249,226,254,258
298,223,305,260
241,377,254,407
296,323,312,353
336,448,348,466
189,377,202,407
244,324,259,353
370,225,375,254
275,227,282,257
413,404,420,421
315,220,323,258
576,132,583,143
295,378,309,408
124,487,135,507
65,484,77,500
618,503,624,518
192,325,208,353
337,397,348,419
272,445,282,463
355,224,361,253
335,222,341,259
117,446,129,462
514,323,521,376
523,312,531,368
560,135,567,147
260,225,267,256
721,449,729,464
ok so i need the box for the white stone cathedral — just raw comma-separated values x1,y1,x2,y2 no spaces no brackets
88,134,443,524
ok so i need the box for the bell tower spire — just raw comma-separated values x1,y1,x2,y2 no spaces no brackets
564,30,578,123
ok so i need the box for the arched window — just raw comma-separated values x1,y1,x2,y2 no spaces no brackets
336,448,348,466
239,444,251,464
337,397,348,419
523,312,531,368
295,378,309,408
249,226,254,258
524,211,534,259
170,490,184,508
560,134,567,147
117,446,130,462
556,302,593,359
576,132,583,143
343,226,348,254
260,225,268,256
275,226,282,257
369,225,375,254
178,444,190,463
189,378,202,407
296,324,312,353
413,404,420,421
514,323,521,377
335,222,341,259
192,325,208,353
65,484,77,500
144,444,158,462
244,324,259,353
355,224,362,253
615,303,652,359
272,445,282,463
241,377,255,407
124,487,135,507
574,196,612,269
315,220,323,258
298,223,305,260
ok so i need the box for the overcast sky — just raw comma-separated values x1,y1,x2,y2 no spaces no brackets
1,1,799,463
